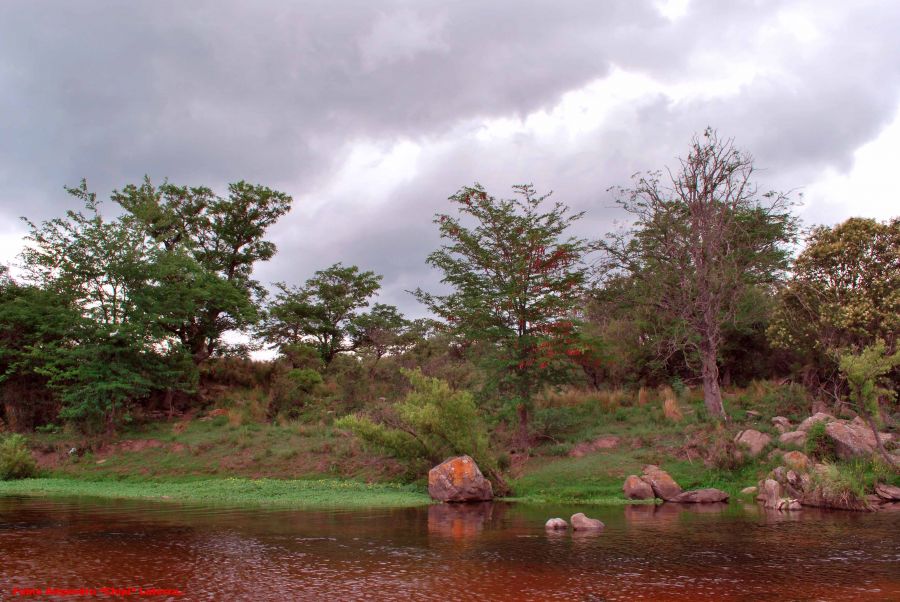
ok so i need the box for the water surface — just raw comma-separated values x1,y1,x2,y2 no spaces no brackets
1,496,898,600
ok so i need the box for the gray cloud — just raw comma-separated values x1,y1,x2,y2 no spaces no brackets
1,0,899,317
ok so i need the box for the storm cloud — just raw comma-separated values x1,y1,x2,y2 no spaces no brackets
1,0,899,316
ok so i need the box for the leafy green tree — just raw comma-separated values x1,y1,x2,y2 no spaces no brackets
769,217,900,395
350,303,414,366
414,183,591,448
112,178,292,362
838,341,900,468
602,129,798,419
260,263,382,365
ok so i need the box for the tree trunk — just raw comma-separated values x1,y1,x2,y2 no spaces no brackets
516,402,529,451
700,345,727,420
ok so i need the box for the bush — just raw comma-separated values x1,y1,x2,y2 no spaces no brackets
805,420,836,460
0,434,38,480
336,369,498,483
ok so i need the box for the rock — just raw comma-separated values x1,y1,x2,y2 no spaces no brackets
545,518,569,530
782,450,811,472
570,512,604,530
777,498,802,511
797,412,835,432
671,488,729,503
741,486,758,496
623,475,655,500
761,479,783,509
825,421,877,460
427,455,494,502
875,483,900,501
640,465,682,501
734,429,772,458
745,410,762,419
771,416,792,433
778,430,807,447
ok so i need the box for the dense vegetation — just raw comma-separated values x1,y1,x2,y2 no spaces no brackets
1,130,897,493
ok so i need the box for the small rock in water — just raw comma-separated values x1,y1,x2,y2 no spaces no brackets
741,486,758,496
545,518,568,530
570,512,604,530
875,483,900,502
670,488,729,504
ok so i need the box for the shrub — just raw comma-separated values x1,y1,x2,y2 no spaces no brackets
336,369,499,484
805,420,836,460
0,434,38,480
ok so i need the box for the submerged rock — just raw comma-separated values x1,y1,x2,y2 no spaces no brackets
545,518,568,530
641,465,682,501
671,488,729,504
428,455,493,503
623,475,655,500
570,512,604,530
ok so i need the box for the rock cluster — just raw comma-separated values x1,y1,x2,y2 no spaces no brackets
623,465,728,504
778,412,896,462
544,513,604,532
428,455,494,503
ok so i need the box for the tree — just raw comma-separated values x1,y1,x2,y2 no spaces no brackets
602,129,798,419
414,183,591,448
112,178,292,362
769,217,899,400
349,303,414,366
260,263,382,365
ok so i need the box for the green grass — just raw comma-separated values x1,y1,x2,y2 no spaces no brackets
0,476,430,509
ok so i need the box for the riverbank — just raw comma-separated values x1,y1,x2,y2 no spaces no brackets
0,476,430,508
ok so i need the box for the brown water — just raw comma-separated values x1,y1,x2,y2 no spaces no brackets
1,496,898,601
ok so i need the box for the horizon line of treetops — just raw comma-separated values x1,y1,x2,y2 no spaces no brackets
0,127,897,441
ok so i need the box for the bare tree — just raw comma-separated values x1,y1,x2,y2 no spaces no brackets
601,129,798,419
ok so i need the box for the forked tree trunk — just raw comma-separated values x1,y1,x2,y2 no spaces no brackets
700,344,727,420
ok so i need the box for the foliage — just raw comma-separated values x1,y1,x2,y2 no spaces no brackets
260,263,384,365
336,369,496,480
0,434,38,480
601,129,798,418
839,341,900,421
805,420,835,461
769,217,900,393
414,183,592,446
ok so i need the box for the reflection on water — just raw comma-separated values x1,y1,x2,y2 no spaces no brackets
1,495,898,601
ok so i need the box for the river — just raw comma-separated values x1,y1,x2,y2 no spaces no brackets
1,496,898,600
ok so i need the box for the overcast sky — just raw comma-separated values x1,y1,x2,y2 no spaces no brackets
2,0,899,320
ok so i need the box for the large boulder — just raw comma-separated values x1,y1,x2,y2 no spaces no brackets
824,421,877,460
623,475,655,500
797,412,835,432
735,429,772,458
671,488,729,503
778,430,807,447
641,465,682,501
782,450,811,472
428,455,493,502
761,478,783,509
570,512,604,530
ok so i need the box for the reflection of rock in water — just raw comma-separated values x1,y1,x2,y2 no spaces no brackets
623,504,657,525
427,502,494,540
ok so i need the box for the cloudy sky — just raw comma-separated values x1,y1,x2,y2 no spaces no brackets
1,0,899,319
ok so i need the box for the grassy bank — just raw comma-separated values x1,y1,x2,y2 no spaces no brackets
5,380,895,509
0,476,430,508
